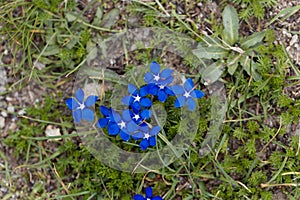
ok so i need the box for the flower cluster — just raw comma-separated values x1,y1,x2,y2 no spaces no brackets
133,187,162,200
66,61,205,150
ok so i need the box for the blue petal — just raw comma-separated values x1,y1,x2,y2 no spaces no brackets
174,96,186,108
164,86,175,96
140,98,152,107
140,85,149,97
150,61,160,74
150,126,160,136
144,72,154,83
127,121,139,132
82,108,94,122
160,68,173,78
145,187,153,198
66,98,79,110
152,196,163,200
133,194,145,200
191,89,205,98
157,90,167,102
100,106,110,116
108,122,120,135
122,96,132,106
160,76,174,85
75,88,84,104
132,132,144,140
111,110,121,123
171,85,184,95
140,110,152,119
85,95,98,107
97,118,109,128
120,131,130,141
72,109,82,123
140,139,149,150
128,84,137,94
132,102,141,112
139,123,149,132
149,136,156,147
122,109,132,121
187,98,196,111
184,78,194,91
148,84,158,95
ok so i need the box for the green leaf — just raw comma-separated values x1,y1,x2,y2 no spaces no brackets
228,62,239,75
222,5,239,45
100,8,120,28
200,61,224,84
241,56,262,81
193,47,228,59
241,32,265,49
65,13,77,22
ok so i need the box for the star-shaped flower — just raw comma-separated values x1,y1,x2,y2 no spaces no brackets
65,88,98,123
172,78,204,111
122,84,152,112
133,187,162,200
144,62,175,102
132,123,160,150
144,61,173,85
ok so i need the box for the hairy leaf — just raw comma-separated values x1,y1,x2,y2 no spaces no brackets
241,32,265,49
222,5,239,45
193,47,228,59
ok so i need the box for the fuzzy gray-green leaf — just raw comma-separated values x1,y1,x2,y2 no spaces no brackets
100,8,120,28
241,32,265,49
241,56,262,81
193,47,228,59
222,5,239,45
201,61,224,84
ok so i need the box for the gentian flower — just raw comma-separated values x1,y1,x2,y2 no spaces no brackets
129,109,152,124
133,187,162,200
96,105,119,134
122,84,152,112
65,88,98,123
111,109,140,141
144,62,175,102
172,78,204,111
132,123,160,150
144,61,173,85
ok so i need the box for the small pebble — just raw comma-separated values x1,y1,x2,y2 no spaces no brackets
18,109,26,115
290,35,298,46
0,116,5,129
5,96,13,101
8,122,17,131
1,111,7,117
7,105,15,113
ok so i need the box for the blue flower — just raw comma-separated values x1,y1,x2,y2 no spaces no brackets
129,109,152,124
144,62,175,102
65,88,98,123
122,84,152,112
147,83,174,103
133,187,162,200
144,61,173,85
172,78,204,111
132,123,160,150
97,107,140,141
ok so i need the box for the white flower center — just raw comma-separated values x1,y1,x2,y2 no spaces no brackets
144,133,150,140
153,74,160,81
133,94,141,102
183,91,191,98
147,198,151,200
79,103,85,110
133,114,140,121
118,121,126,129
159,85,165,90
